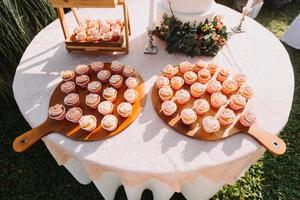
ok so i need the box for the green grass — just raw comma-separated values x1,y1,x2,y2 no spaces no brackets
1,2,300,200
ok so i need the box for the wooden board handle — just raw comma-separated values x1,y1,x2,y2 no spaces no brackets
247,124,286,155
13,122,52,152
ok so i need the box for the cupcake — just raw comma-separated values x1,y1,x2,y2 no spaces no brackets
179,61,194,73
75,31,87,41
90,61,104,73
238,85,254,99
216,68,230,82
239,110,256,127
48,104,66,121
207,63,219,75
158,86,173,101
79,115,97,131
207,79,222,94
193,99,210,115
109,74,123,89
222,79,238,95
101,115,118,131
163,64,177,79
61,70,75,82
190,82,206,98
180,108,197,125
85,93,101,109
64,93,80,107
125,77,139,89
202,116,220,133
184,71,198,85
218,108,236,126
211,92,227,108
161,100,177,116
117,102,133,118
102,32,113,42
194,59,208,72
229,94,247,110
61,81,76,94
155,76,170,89
88,81,102,94
103,87,118,102
66,107,82,123
97,70,111,83
170,76,184,90
76,75,90,88
124,88,139,103
197,69,211,84
98,101,114,115
175,89,190,104
123,65,136,77
111,60,124,74
75,64,90,75
233,73,247,87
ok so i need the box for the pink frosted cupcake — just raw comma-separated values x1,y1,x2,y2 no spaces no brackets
117,102,133,118
170,76,184,90
123,65,136,77
98,101,114,115
207,63,219,75
163,64,177,79
211,92,227,108
102,32,113,42
158,86,173,101
61,81,76,94
194,59,208,72
179,61,194,73
111,60,124,74
66,107,82,123
180,108,197,125
155,76,170,89
109,74,123,89
97,70,111,83
124,89,139,103
161,100,177,116
207,79,222,94
76,75,90,88
85,93,101,109
202,116,220,133
90,61,104,73
175,89,190,104
190,82,206,98
75,64,90,75
233,73,247,87
101,115,118,131
193,99,210,115
218,108,236,126
239,110,256,127
64,93,80,107
184,71,198,85
48,104,66,121
198,69,211,84
79,115,97,131
222,79,238,95
61,70,75,82
238,85,254,100
229,94,247,110
103,87,118,102
88,81,102,94
216,68,230,82
125,77,139,89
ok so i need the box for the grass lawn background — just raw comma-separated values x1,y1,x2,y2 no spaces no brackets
1,2,299,200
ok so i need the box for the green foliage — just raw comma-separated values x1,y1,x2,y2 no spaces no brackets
154,14,228,57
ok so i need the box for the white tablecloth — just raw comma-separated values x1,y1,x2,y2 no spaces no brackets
13,1,294,199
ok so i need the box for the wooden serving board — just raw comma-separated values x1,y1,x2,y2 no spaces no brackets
13,63,146,152
152,66,286,155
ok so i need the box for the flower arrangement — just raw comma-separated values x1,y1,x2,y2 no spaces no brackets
154,12,228,57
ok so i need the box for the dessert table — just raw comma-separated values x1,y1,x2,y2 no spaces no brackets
13,0,294,199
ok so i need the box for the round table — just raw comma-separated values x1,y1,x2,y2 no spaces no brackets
13,1,294,200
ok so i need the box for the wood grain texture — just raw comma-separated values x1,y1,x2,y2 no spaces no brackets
13,63,146,152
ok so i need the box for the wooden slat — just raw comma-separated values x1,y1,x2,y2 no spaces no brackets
50,0,117,8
